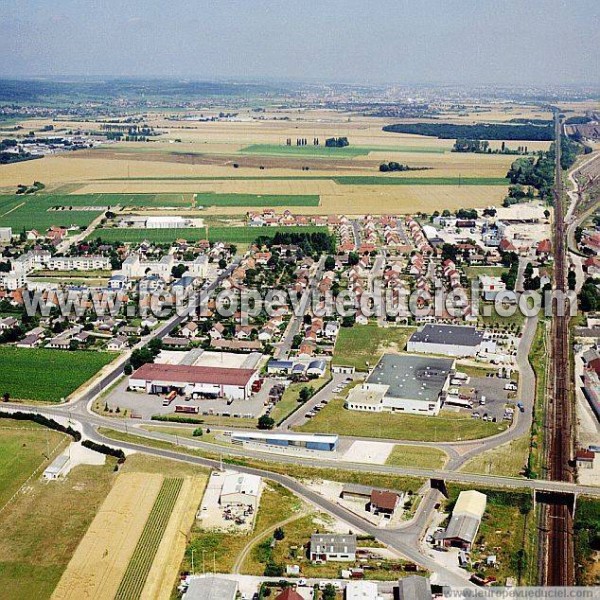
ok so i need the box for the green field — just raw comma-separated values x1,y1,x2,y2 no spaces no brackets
0,421,67,507
333,323,414,371
0,195,103,232
385,445,449,469
194,192,320,207
0,347,115,402
240,144,376,158
296,398,508,442
101,175,509,186
92,225,325,244
115,478,183,600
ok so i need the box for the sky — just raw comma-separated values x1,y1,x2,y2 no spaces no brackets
1,0,598,86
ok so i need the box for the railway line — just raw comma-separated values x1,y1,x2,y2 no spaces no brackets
539,112,575,586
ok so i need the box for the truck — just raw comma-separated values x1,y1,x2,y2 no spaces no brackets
163,390,177,406
445,396,473,409
175,405,199,414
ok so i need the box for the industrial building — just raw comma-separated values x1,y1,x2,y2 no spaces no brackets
231,431,339,452
129,363,259,400
395,575,431,600
439,490,487,549
348,354,455,416
219,472,262,509
310,533,356,562
43,454,71,480
407,324,495,357
345,581,381,600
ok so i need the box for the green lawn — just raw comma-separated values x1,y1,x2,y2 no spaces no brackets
333,323,414,371
296,398,508,442
385,445,449,469
0,347,115,402
194,193,319,207
463,266,508,280
92,225,324,244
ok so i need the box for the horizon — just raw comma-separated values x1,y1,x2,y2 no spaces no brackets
2,0,599,86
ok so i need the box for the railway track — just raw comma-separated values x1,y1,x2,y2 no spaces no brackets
540,112,575,586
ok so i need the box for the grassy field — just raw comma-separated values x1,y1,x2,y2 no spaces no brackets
270,373,331,424
296,398,508,442
115,478,183,600
0,421,67,507
385,445,449,469
0,347,115,402
460,435,529,477
0,460,117,600
240,144,377,158
195,192,320,207
92,225,324,244
574,497,600,585
333,323,414,371
463,265,508,280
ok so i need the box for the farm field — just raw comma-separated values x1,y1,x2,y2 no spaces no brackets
0,194,104,231
0,421,67,507
51,472,164,600
333,323,415,371
114,478,184,600
296,398,508,442
92,225,324,244
0,347,116,402
0,459,117,600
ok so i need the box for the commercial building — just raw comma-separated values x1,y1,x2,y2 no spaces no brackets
123,253,208,280
231,431,339,452
350,354,455,416
183,576,238,600
310,533,356,562
219,472,261,509
129,363,258,400
440,490,487,549
407,325,493,357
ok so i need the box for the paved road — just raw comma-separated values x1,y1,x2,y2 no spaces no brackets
276,255,325,359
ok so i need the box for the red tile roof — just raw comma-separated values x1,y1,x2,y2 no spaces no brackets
130,363,255,386
370,490,399,511
276,589,304,600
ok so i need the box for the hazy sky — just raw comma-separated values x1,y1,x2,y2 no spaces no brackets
1,0,598,85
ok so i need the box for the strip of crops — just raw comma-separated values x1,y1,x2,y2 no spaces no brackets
114,478,183,600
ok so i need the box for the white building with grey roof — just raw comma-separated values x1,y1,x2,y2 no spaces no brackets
351,354,455,416
407,324,495,357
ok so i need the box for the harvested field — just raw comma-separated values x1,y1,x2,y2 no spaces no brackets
51,472,164,600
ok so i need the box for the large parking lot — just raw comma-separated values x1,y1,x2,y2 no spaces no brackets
441,374,516,423
102,377,274,420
